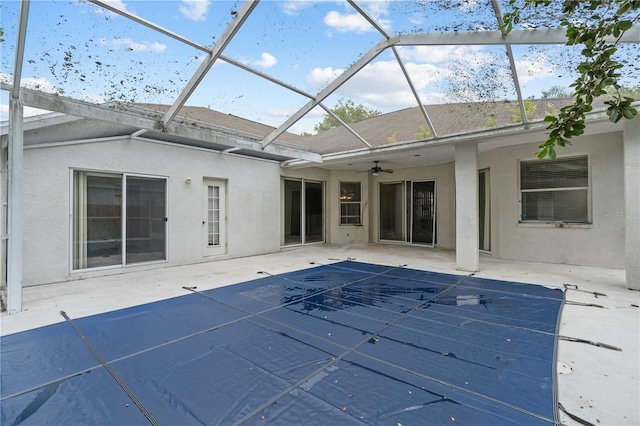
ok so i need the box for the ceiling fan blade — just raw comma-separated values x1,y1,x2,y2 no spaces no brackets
381,169,394,173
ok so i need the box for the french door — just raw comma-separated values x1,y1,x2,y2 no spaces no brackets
283,179,324,246
379,180,436,246
204,179,226,256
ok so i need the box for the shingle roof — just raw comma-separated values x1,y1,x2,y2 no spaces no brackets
295,98,582,154
139,99,594,156
136,103,307,146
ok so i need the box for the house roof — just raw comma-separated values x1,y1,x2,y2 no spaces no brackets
4,96,619,171
294,98,583,155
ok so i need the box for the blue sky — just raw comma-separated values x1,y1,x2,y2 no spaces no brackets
1,0,637,134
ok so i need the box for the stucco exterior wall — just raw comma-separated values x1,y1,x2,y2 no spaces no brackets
23,138,282,286
479,133,625,268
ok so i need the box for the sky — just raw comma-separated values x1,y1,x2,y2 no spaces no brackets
1,0,638,134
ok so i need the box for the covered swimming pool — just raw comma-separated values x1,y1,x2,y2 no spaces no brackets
1,260,567,424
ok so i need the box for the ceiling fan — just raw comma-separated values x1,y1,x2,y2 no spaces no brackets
361,161,394,176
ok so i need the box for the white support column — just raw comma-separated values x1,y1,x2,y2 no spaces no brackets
7,97,24,313
623,117,640,291
455,141,479,272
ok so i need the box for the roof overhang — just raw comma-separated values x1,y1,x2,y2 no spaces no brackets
284,109,625,172
0,83,322,163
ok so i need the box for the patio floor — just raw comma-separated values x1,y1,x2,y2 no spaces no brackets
1,244,638,425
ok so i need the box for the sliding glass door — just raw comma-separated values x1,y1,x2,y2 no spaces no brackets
73,171,167,270
379,182,404,241
283,178,324,246
479,168,491,252
379,180,436,246
125,176,167,264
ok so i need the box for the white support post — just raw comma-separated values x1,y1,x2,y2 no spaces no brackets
455,141,479,272
623,117,640,290
7,97,24,313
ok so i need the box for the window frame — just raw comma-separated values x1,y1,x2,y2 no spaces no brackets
339,181,362,226
518,155,591,224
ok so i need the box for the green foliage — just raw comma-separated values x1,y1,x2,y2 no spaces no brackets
415,125,431,139
0,28,4,43
502,0,639,160
485,117,498,127
301,131,313,137
509,99,539,122
314,99,382,133
541,85,571,99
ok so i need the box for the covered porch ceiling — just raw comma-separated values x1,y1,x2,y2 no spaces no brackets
1,0,639,163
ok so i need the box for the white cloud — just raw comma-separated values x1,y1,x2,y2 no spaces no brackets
20,77,59,94
281,0,336,16
99,38,167,53
324,11,373,33
179,0,210,22
281,1,314,16
253,52,277,69
302,59,452,112
515,52,556,84
0,104,47,123
323,1,392,34
306,67,344,92
335,61,449,110
397,45,486,64
0,104,8,121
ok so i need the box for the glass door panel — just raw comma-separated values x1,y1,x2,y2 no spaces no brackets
284,179,302,245
305,181,324,243
125,177,166,264
479,169,491,251
379,182,404,241
74,173,123,269
411,181,436,246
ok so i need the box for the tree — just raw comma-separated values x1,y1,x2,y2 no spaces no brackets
314,99,382,133
509,99,539,122
541,85,571,99
503,0,639,159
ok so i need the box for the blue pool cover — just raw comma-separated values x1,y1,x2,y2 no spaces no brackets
1,261,564,425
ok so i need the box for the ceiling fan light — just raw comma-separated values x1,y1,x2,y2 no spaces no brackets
372,171,380,177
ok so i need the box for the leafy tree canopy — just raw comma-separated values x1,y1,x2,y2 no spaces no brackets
314,99,382,133
503,0,639,159
541,85,571,99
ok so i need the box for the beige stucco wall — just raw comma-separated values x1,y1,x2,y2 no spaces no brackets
479,132,625,268
286,131,624,270
23,138,282,286
22,129,625,287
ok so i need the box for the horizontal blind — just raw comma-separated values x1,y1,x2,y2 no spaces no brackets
521,156,588,190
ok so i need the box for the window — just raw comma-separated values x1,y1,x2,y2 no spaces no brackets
520,156,589,223
73,171,167,270
340,181,361,225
